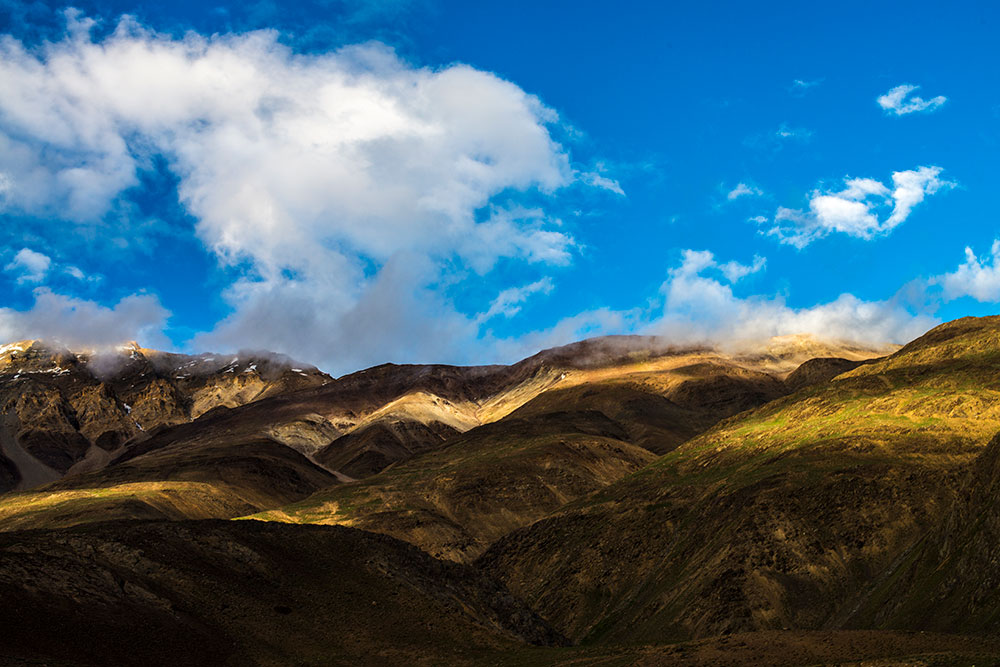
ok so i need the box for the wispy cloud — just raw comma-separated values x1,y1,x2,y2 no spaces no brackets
775,123,813,141
478,277,554,323
727,182,764,201
744,123,813,152
790,78,822,96
579,169,625,196
765,166,954,248
877,84,947,116
719,254,766,282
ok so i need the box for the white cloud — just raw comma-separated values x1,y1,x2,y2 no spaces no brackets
934,240,1000,302
579,170,625,196
650,249,933,345
0,288,170,348
768,166,953,248
0,16,608,372
4,248,52,283
478,277,554,323
727,182,763,200
877,84,946,116
719,254,766,282
497,249,934,354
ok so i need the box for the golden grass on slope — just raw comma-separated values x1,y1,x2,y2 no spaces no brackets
0,481,259,532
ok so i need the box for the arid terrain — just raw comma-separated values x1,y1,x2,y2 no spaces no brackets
3,320,1000,665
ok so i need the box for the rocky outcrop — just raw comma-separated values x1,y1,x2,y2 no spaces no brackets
0,341,331,489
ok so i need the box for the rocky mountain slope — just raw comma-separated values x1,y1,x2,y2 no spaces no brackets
0,333,891,538
0,340,330,492
7,321,1000,664
477,316,1000,644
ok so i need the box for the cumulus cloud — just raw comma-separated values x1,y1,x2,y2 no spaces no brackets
766,166,953,248
491,250,932,358
4,248,51,283
649,249,933,344
934,240,1000,302
0,15,606,372
0,288,170,348
877,84,946,116
727,182,763,200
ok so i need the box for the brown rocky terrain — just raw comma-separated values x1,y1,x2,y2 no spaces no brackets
477,317,1000,645
0,340,330,492
0,333,891,534
242,335,892,563
16,325,1000,665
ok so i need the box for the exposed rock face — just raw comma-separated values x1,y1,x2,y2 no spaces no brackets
0,341,330,491
68,383,138,448
9,385,90,471
242,340,893,563
11,322,1000,664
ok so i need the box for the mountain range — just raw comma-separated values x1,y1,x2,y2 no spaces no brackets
3,320,1000,665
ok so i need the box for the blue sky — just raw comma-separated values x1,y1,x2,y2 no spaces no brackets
0,0,998,373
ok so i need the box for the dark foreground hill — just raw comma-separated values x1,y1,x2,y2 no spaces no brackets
0,519,563,666
1,520,998,666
